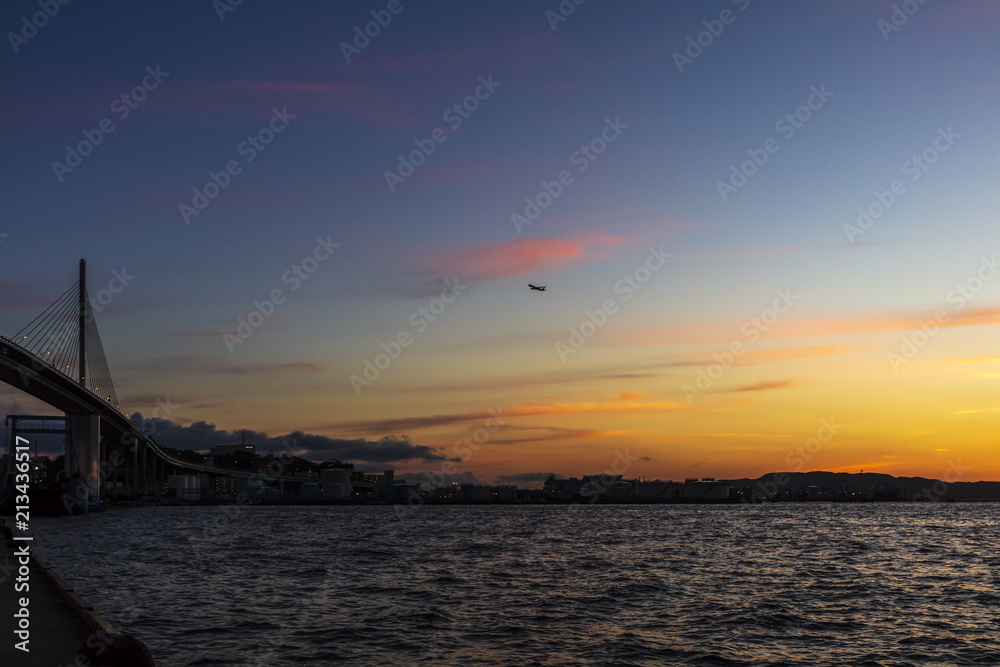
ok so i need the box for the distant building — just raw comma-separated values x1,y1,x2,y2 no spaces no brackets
211,444,256,456
166,474,201,500
351,470,402,500
681,479,730,501
432,485,459,501
492,485,517,501
544,475,583,500
28,456,48,485
321,469,353,499
453,484,518,502
581,474,622,499
543,474,635,501
388,482,421,503
637,480,680,502
460,484,492,501
212,475,237,496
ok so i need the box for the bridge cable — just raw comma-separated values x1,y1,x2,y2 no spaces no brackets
23,286,79,368
84,296,119,410
13,282,77,342
15,286,78,356
13,280,121,411
48,292,84,375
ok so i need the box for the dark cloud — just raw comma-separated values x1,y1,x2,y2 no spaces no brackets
388,358,689,393
120,356,324,376
213,363,325,374
330,409,496,435
730,379,795,393
486,428,609,446
498,472,563,483
129,413,445,465
396,470,483,487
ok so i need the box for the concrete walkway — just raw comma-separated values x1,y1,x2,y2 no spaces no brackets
0,536,101,666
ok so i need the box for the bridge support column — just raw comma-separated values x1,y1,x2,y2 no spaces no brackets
68,413,101,503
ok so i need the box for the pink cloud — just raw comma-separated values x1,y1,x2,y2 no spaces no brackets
161,79,425,127
1,77,431,129
422,232,629,281
2,28,582,131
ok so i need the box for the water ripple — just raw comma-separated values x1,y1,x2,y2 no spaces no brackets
30,503,1000,666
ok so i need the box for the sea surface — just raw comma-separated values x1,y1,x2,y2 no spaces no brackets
32,503,1000,666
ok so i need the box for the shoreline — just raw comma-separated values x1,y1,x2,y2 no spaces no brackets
101,496,1000,508
1,518,155,666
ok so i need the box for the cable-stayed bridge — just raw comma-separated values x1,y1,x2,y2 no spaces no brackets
1,260,356,512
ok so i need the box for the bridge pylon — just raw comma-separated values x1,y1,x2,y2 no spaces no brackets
2,259,129,510
66,413,101,504
66,260,102,504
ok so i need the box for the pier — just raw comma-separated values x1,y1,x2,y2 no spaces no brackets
1,528,119,665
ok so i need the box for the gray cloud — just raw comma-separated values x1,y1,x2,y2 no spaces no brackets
130,413,445,465
498,472,563,483
729,379,795,393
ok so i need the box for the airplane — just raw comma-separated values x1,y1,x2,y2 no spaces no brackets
528,284,547,291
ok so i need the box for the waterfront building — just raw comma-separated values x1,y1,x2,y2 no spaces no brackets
680,479,730,501
636,480,680,502
491,485,517,501
210,443,256,456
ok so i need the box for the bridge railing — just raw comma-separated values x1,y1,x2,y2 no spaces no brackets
1,334,125,416
3,335,320,485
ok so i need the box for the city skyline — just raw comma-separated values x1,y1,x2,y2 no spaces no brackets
4,1,1000,484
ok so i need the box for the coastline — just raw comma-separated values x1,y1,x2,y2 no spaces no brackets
1,533,96,665
1,521,154,666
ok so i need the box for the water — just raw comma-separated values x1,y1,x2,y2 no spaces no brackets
32,503,1000,666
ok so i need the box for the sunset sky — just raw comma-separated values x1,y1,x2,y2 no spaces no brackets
2,1,1000,484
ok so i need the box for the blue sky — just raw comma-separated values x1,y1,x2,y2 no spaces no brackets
3,1,1000,482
